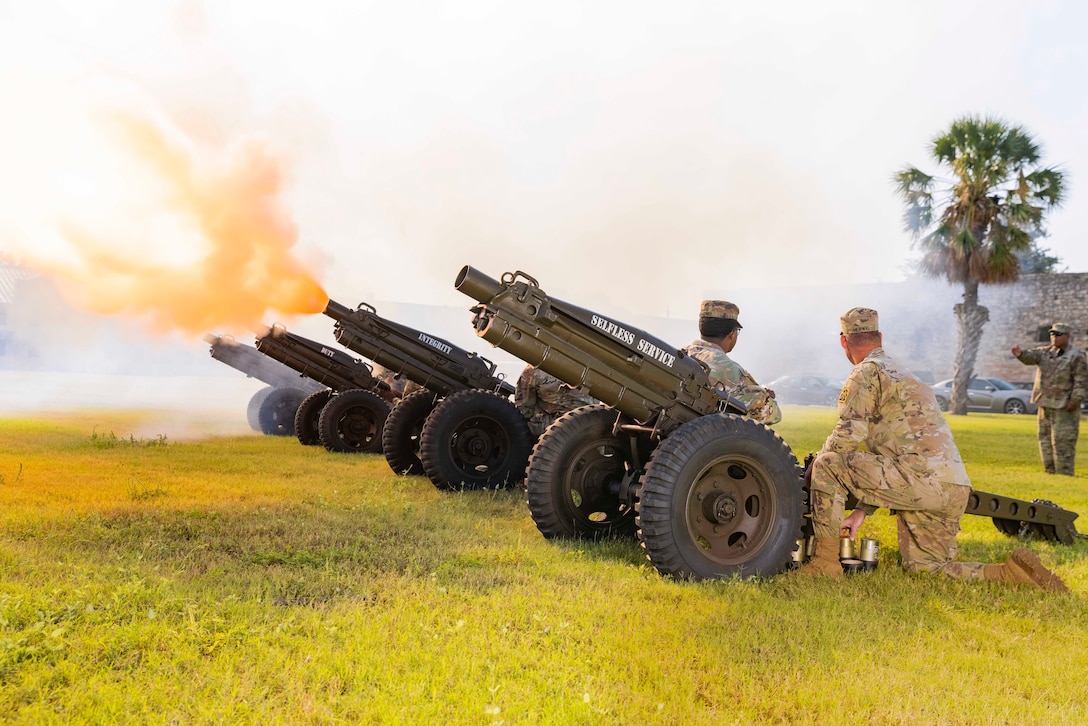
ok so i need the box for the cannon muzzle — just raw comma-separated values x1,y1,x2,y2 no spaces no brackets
323,299,353,322
455,265,506,304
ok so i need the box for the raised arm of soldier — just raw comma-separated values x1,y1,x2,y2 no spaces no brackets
1013,323,1088,475
685,299,781,425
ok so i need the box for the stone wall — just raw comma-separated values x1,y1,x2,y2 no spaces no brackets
705,272,1088,387
842,272,1088,386
975,272,1088,384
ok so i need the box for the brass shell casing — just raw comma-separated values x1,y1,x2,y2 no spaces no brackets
859,538,879,563
838,536,855,560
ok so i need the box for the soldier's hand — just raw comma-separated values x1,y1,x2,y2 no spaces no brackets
841,509,866,538
1066,401,1080,413
1011,344,1022,357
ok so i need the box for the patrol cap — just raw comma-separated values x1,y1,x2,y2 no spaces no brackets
700,300,742,328
1049,322,1072,335
840,307,879,335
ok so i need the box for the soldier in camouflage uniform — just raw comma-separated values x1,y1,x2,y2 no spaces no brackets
373,364,423,405
685,300,781,425
801,307,1066,591
515,365,597,437
1011,322,1088,476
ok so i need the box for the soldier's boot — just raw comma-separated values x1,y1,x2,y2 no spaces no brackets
798,538,843,580
982,548,1069,593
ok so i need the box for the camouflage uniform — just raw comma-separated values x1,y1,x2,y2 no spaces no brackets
1014,322,1088,476
686,299,781,426
687,341,782,425
515,365,596,437
810,307,984,579
373,365,423,403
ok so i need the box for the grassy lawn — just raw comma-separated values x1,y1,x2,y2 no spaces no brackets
1,407,1086,724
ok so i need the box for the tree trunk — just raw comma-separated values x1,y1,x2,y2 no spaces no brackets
950,280,989,415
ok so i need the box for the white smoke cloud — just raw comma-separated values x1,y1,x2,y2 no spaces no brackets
3,0,1087,411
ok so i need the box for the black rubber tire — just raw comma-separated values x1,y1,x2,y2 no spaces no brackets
992,517,1023,537
294,389,334,446
935,396,950,412
637,414,804,580
258,387,309,437
526,405,638,540
247,386,275,431
382,389,439,476
1004,398,1027,415
318,389,391,454
419,389,533,491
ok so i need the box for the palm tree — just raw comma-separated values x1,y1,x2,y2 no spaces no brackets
894,115,1065,414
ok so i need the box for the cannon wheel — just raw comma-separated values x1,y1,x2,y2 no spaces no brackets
637,414,804,580
247,386,275,431
382,389,439,476
318,389,391,454
526,405,638,540
258,387,309,437
419,389,533,491
294,389,334,446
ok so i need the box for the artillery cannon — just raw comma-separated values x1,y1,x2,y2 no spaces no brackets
455,266,1082,581
322,299,532,491
205,333,322,435
254,325,395,453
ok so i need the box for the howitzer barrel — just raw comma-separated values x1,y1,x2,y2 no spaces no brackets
456,265,740,434
206,332,321,391
323,299,353,322
255,325,386,393
322,297,513,397
454,266,506,307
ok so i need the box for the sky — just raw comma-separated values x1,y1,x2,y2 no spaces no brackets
1,0,1087,358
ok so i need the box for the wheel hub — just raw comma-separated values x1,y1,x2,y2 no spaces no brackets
454,424,503,468
704,492,738,524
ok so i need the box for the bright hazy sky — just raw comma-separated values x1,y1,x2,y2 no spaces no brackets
2,0,1086,329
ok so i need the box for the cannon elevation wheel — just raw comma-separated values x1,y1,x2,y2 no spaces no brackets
318,389,391,454
637,414,804,580
419,389,533,491
526,405,638,540
382,389,439,476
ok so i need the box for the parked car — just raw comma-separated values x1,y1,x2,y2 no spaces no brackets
929,377,1037,414
766,374,842,406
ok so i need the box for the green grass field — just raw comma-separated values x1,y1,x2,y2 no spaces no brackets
1,407,1086,724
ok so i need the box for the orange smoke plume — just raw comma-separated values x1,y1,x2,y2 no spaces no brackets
5,96,327,336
